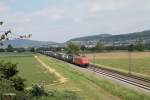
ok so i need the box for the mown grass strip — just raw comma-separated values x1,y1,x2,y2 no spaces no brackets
79,72,150,100
34,55,67,84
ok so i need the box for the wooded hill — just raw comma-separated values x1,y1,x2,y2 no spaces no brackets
69,30,150,43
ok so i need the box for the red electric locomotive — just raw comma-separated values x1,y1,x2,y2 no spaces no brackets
73,56,90,67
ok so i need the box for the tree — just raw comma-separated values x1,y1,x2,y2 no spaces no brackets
0,21,31,46
0,21,3,25
66,42,80,55
0,61,28,99
30,47,35,52
0,61,18,79
80,45,86,51
6,44,14,52
94,41,104,52
0,48,5,52
0,30,11,46
135,39,144,51
0,21,32,99
128,44,134,52
15,48,26,53
80,45,86,55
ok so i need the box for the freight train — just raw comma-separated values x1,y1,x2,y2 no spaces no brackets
38,51,90,67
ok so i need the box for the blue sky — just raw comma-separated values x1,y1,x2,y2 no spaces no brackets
0,0,150,42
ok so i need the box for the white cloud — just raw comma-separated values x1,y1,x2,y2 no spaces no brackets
85,0,128,13
0,0,150,42
31,8,65,20
0,3,10,14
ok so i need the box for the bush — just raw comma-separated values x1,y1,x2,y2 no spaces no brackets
0,78,29,100
0,61,29,100
10,76,26,91
30,84,82,100
30,47,35,52
30,84,48,97
32,90,82,100
0,61,18,79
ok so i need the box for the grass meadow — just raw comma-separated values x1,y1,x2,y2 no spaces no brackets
86,52,150,78
0,52,57,86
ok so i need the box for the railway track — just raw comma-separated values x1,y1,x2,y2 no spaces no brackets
88,64,150,91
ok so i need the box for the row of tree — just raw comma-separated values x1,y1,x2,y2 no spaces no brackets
65,42,148,55
0,44,36,53
84,40,147,52
36,41,149,56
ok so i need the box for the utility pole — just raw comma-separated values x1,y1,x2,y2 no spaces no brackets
128,44,133,74
80,45,85,57
128,51,131,74
93,55,95,64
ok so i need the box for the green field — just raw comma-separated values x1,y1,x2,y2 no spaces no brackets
93,58,150,77
0,52,150,100
0,52,57,86
86,52,150,78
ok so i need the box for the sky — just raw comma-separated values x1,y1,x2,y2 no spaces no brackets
0,0,150,42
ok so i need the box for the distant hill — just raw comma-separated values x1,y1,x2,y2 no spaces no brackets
2,39,57,48
2,30,150,48
69,34,112,42
69,30,150,43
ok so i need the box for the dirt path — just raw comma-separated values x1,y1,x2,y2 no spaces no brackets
34,55,67,84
